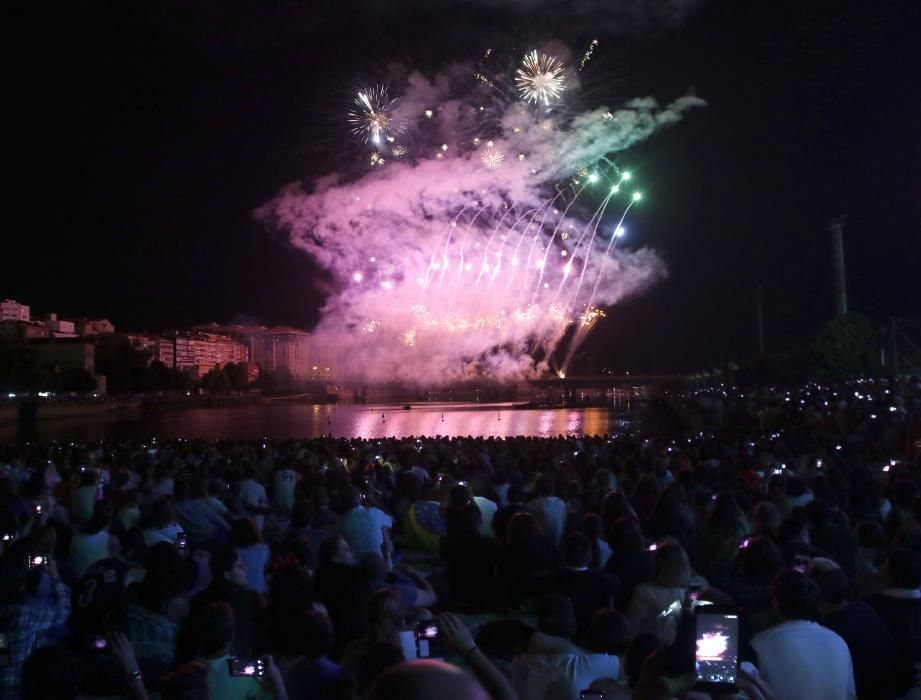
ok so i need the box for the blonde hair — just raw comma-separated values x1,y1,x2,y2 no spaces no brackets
651,540,691,587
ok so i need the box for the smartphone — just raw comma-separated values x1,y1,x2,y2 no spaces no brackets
793,555,810,574
26,555,46,569
1,533,16,543
176,532,189,551
0,633,10,668
694,606,739,692
90,635,108,651
34,503,43,515
228,658,265,678
415,620,444,660
688,582,703,601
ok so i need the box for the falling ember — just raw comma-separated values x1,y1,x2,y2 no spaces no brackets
516,50,567,104
481,148,505,170
402,329,417,347
391,144,406,158
424,109,433,118
353,271,363,282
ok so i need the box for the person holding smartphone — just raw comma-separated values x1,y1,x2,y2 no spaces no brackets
197,602,287,700
0,549,71,698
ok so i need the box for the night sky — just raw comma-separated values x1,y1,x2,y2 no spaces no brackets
8,0,920,374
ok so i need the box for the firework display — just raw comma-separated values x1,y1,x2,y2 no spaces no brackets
347,85,405,145
258,43,704,383
516,50,567,105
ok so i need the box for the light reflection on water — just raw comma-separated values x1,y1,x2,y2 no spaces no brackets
4,402,635,442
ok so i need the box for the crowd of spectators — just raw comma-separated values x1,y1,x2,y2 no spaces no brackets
0,376,918,699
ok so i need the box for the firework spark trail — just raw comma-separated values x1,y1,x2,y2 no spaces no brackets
531,182,591,296
579,39,599,71
570,184,626,303
448,206,492,304
587,198,639,308
474,205,517,286
424,204,475,292
559,190,617,302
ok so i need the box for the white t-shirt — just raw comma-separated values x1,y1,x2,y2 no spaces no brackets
71,531,111,580
527,496,568,549
474,496,498,538
751,620,856,700
239,479,268,531
143,522,184,548
339,506,393,559
236,543,271,594
273,469,299,510
511,653,621,700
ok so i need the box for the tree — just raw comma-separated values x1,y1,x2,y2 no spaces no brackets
47,368,97,394
814,313,879,380
94,334,153,394
200,365,231,394
0,341,48,393
224,362,250,392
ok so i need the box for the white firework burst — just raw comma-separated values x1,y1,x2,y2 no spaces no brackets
516,50,566,105
347,85,405,145
481,148,505,170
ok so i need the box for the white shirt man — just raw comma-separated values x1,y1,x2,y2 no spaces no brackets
272,468,299,511
527,495,567,550
339,505,393,560
751,619,856,700
511,652,621,700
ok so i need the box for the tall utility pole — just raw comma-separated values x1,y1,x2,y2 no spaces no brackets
755,285,765,356
830,214,848,317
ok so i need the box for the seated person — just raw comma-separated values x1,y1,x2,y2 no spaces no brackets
751,570,856,700
283,610,344,700
808,557,898,700
512,596,625,700
196,602,287,700
534,531,616,634
863,546,921,698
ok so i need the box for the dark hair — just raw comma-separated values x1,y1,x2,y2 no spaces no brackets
537,594,577,639
772,570,820,621
888,547,921,589
581,609,630,655
84,499,114,535
22,644,79,700
291,499,315,529
581,513,604,569
809,564,849,605
341,485,362,510
317,536,346,567
145,497,176,528
564,531,592,568
358,642,405,694
708,491,742,535
299,610,335,659
738,536,784,581
608,517,644,555
197,602,236,656
230,517,261,547
159,661,211,700
535,474,555,498
506,511,541,548
625,633,660,689
506,484,526,504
